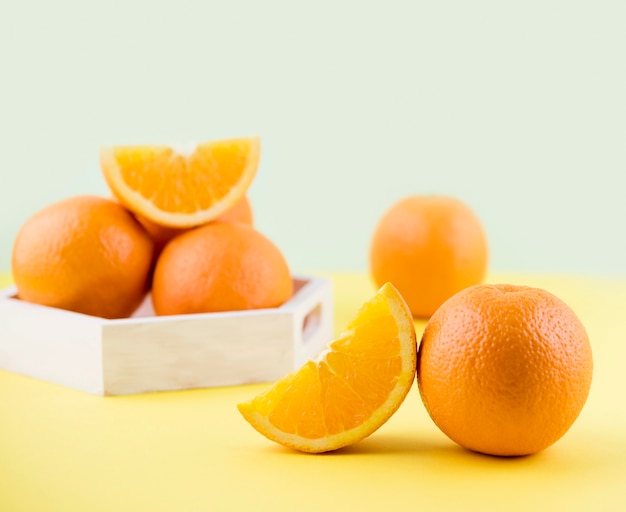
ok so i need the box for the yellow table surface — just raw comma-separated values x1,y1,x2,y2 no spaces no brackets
1,272,626,511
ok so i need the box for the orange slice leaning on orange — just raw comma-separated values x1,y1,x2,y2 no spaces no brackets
100,136,260,228
237,282,417,453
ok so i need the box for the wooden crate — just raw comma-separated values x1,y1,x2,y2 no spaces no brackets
0,276,333,396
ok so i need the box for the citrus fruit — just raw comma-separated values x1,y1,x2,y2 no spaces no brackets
214,194,253,225
370,195,488,318
417,284,593,456
100,136,260,228
12,195,154,319
137,195,254,254
151,222,292,315
237,282,417,453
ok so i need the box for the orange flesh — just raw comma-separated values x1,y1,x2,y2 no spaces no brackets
111,142,252,214
247,293,403,439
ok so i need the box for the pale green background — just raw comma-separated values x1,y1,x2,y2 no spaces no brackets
1,0,624,277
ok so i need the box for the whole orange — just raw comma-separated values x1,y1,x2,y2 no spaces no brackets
417,284,593,456
12,195,154,319
137,195,254,255
370,195,488,318
215,195,253,225
152,222,293,315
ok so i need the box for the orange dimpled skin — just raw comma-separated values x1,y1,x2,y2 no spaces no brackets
417,284,593,456
370,195,488,318
214,195,253,226
136,195,254,255
152,222,293,315
11,195,154,319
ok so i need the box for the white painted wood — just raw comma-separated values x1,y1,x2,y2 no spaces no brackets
0,276,333,396
0,286,104,394
102,310,295,395
282,277,334,368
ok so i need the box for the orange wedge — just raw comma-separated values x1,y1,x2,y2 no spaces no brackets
237,282,417,453
100,137,260,228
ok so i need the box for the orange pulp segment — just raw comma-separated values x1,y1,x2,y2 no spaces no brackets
100,136,260,228
237,282,417,453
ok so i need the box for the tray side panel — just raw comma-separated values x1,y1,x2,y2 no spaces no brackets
284,277,334,367
101,312,294,395
0,292,104,395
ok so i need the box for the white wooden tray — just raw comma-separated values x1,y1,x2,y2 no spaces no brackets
0,276,333,396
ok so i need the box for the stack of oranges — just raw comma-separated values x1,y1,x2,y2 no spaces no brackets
11,136,293,319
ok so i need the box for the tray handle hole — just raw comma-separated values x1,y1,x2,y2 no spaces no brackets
302,303,323,343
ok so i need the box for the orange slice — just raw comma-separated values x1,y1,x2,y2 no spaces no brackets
100,137,260,228
237,282,417,453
